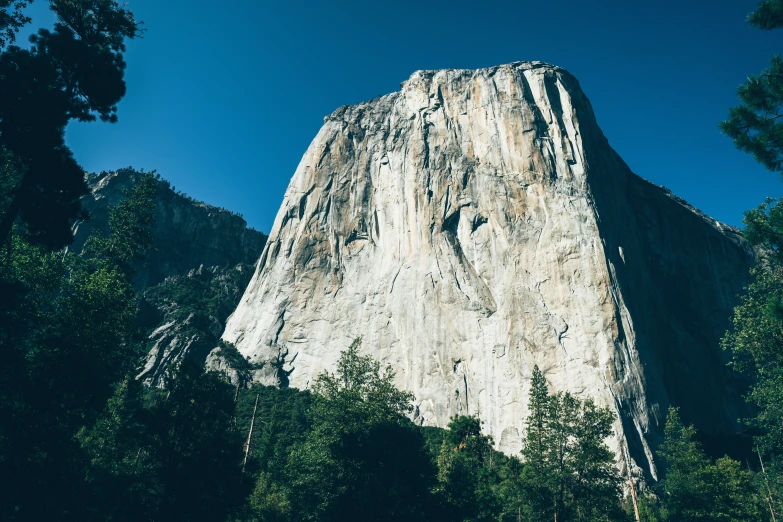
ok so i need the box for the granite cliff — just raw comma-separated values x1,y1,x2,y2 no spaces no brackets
220,62,755,479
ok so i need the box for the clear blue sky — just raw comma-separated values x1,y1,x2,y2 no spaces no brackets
22,0,783,232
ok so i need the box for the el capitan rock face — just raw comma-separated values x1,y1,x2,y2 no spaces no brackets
222,62,754,478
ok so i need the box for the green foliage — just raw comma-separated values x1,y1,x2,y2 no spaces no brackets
85,172,157,276
145,263,255,326
520,365,554,520
743,198,783,262
436,415,502,522
720,0,783,174
519,365,625,522
723,265,783,455
149,365,249,521
232,385,311,522
0,0,31,47
722,199,783,456
720,55,783,174
749,0,783,30
286,338,439,522
215,340,265,372
657,407,764,522
139,264,258,382
79,364,250,522
0,174,155,520
0,0,142,248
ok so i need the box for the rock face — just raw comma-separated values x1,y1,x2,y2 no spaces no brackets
73,169,267,291
222,62,754,479
136,263,257,386
72,169,267,385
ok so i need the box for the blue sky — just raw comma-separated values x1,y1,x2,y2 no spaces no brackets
23,0,783,232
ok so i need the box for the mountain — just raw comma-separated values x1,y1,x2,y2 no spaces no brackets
220,61,755,479
74,169,266,291
72,168,267,385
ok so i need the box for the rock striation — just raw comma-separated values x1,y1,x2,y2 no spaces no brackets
222,62,755,479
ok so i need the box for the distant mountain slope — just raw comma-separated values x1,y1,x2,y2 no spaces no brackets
72,168,267,385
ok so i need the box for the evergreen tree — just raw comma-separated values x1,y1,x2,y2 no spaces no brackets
570,399,623,521
146,364,249,522
0,175,155,520
78,377,158,521
748,0,783,30
84,172,157,276
520,365,555,521
720,55,783,174
720,0,783,174
657,407,763,522
0,0,142,248
436,415,501,522
720,3,783,518
549,391,580,521
287,338,439,522
518,365,624,522
497,454,526,522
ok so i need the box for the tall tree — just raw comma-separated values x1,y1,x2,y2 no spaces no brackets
657,407,763,522
0,0,142,248
518,365,624,522
0,174,156,520
569,399,623,522
520,365,555,522
146,364,249,522
436,415,501,522
287,338,439,522
720,8,783,515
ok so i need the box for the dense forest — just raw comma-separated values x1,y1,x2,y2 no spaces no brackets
3,0,783,521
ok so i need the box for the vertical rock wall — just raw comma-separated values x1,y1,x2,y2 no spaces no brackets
222,62,754,478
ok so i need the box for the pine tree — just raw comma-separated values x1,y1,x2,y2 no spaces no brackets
748,0,783,30
436,415,501,522
0,0,142,248
519,366,624,522
720,0,783,174
658,407,763,522
520,365,555,522
570,399,623,522
286,339,438,522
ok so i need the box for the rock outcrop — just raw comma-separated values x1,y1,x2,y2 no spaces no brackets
136,263,257,386
72,169,267,385
73,169,267,291
221,62,755,479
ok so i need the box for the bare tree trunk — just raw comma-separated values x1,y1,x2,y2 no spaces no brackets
759,449,778,522
628,476,641,522
242,393,259,474
624,446,641,522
